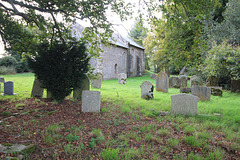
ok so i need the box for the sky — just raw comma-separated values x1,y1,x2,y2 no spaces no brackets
0,0,147,56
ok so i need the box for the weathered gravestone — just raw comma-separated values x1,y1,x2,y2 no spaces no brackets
179,66,188,76
151,73,156,79
231,79,240,93
191,86,211,101
206,76,218,87
91,78,101,88
179,75,188,87
140,81,154,100
31,78,44,98
47,90,52,99
73,74,90,100
81,91,101,112
169,77,180,88
190,75,203,87
156,72,169,93
0,77,4,93
4,81,15,95
180,87,191,93
118,73,127,84
210,87,222,96
171,93,199,115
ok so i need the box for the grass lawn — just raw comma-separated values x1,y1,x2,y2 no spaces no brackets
0,72,239,159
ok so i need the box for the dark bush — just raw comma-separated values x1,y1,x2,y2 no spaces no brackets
0,56,17,67
28,40,90,102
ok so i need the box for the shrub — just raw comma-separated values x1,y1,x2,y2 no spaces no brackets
0,56,17,67
0,66,16,75
27,40,89,102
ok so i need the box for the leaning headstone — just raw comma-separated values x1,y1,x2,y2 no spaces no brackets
210,87,222,96
206,76,218,87
191,86,211,101
118,73,127,84
171,93,199,115
231,79,240,93
31,79,44,98
140,81,154,100
4,81,15,95
156,72,169,93
179,75,188,87
81,91,101,112
151,73,156,79
190,75,203,87
73,74,90,100
169,77,180,88
180,87,191,93
91,78,101,88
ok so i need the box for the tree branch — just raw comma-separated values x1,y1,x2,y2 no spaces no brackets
50,12,65,45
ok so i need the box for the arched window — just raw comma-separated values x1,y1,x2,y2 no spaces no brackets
114,64,118,75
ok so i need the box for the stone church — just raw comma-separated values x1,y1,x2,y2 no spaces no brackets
72,23,145,80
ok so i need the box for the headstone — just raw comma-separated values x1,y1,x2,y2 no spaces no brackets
210,87,222,96
231,79,240,93
156,72,169,93
191,86,211,101
179,75,188,87
206,76,218,87
91,78,101,88
73,74,90,100
0,77,5,82
190,75,203,87
118,73,127,84
171,93,199,115
140,81,154,100
169,77,180,88
4,81,15,95
179,66,186,75
97,72,104,81
47,90,52,99
31,78,44,98
81,91,101,112
151,73,156,79
180,87,191,93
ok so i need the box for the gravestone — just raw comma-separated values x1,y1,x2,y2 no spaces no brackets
91,78,101,88
0,77,4,82
179,66,186,75
97,72,104,81
31,78,44,98
118,73,127,84
231,79,240,93
151,73,156,79
210,87,222,96
47,90,52,99
180,87,191,93
140,81,154,100
191,86,211,101
179,75,188,87
4,81,15,95
206,76,218,87
73,74,90,100
169,77,180,88
190,75,203,87
81,91,101,112
156,72,169,93
171,93,199,115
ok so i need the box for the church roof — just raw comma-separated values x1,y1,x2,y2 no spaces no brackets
71,23,144,50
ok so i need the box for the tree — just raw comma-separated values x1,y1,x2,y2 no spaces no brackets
0,0,131,56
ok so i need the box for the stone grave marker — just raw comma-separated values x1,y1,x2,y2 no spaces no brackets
169,77,180,88
47,90,52,99
151,73,156,79
171,93,199,115
4,81,15,95
118,73,127,84
231,79,240,93
91,78,102,88
206,76,218,87
31,78,44,98
140,81,154,100
180,87,191,93
73,74,90,100
210,87,222,96
191,86,211,101
179,75,188,87
0,77,4,94
190,75,203,87
81,91,101,112
156,72,169,93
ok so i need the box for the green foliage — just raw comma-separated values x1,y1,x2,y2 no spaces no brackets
65,134,79,142
101,148,119,160
0,56,17,67
0,66,16,75
27,40,89,102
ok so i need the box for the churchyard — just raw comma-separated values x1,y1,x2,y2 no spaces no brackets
0,72,240,159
